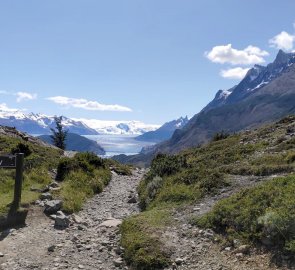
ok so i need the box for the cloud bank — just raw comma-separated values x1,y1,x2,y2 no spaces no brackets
47,96,132,112
205,44,269,65
269,31,295,52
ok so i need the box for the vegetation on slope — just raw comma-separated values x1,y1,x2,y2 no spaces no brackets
56,152,111,212
196,174,295,254
0,130,62,216
121,115,295,269
0,127,125,217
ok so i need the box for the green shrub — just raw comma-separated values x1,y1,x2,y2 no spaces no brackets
56,152,106,181
120,209,171,269
11,142,32,157
212,131,230,142
196,175,295,254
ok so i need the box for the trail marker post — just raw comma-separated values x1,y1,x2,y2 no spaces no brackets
0,153,24,211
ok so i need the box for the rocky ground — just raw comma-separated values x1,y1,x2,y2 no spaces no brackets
0,171,292,270
0,169,144,270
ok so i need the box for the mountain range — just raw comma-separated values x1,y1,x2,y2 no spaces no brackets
135,116,189,143
0,110,159,136
113,49,295,165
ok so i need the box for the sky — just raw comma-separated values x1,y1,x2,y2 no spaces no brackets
0,0,295,125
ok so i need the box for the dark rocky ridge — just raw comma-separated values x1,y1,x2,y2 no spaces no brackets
113,50,295,166
38,133,106,155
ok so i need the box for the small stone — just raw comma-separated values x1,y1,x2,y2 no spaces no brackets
127,196,137,203
113,258,123,267
0,252,4,257
99,218,122,228
235,244,250,254
40,192,52,201
175,258,184,265
224,247,231,251
48,245,56,252
72,214,83,224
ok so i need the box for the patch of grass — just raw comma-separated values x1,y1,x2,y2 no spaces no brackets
120,208,171,269
0,134,62,217
195,174,295,254
107,159,133,175
57,152,111,212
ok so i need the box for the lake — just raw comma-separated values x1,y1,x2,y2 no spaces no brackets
84,134,156,157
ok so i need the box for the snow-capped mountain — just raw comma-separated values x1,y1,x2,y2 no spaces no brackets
135,116,189,143
203,49,295,112
0,108,99,135
73,118,160,135
0,107,161,136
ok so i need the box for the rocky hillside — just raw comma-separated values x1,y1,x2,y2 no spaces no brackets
115,50,295,166
135,116,189,143
38,133,106,155
120,115,295,269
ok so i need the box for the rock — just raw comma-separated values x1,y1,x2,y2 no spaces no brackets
113,258,123,267
175,258,184,265
0,252,4,257
224,247,231,251
48,245,56,252
99,218,122,228
72,214,84,224
236,253,244,259
235,244,250,254
172,262,177,269
44,200,62,214
49,182,60,188
78,265,85,269
127,196,137,203
40,192,53,201
54,211,70,228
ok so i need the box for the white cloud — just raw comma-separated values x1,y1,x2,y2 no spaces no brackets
220,67,250,79
47,96,132,112
0,103,23,112
269,31,295,51
15,91,37,102
205,44,269,65
0,90,9,95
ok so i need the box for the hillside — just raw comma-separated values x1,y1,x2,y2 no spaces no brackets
38,133,106,155
114,50,295,166
120,115,295,269
135,116,189,143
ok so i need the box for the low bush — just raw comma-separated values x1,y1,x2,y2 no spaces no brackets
196,175,295,255
120,209,171,269
56,152,106,181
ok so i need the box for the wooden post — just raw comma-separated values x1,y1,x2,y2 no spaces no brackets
13,153,24,211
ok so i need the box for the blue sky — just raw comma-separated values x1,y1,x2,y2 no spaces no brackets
0,0,295,124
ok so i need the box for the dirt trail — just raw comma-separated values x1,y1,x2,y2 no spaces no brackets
0,169,144,270
0,171,289,270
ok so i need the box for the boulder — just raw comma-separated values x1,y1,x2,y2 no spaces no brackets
54,211,70,229
44,200,62,214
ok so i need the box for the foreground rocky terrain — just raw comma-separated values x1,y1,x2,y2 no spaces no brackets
0,170,144,270
0,170,290,270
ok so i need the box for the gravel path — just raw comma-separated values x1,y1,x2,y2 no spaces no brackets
0,169,144,270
